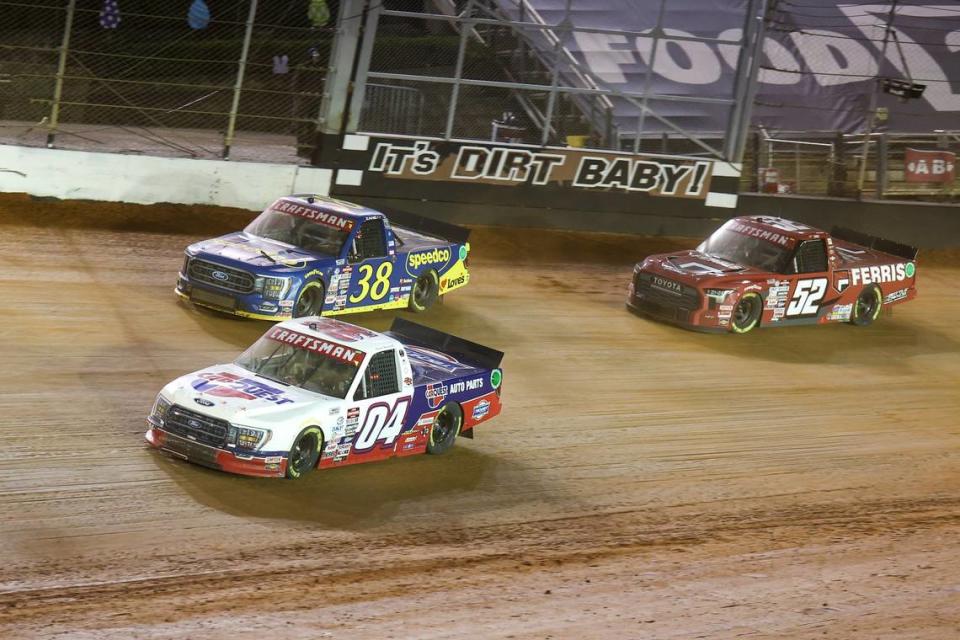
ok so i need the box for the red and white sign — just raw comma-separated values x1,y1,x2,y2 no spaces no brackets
904,149,955,183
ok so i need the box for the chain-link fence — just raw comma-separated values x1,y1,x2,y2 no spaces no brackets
0,0,334,162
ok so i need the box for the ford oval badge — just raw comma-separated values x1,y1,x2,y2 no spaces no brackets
211,270,229,281
194,398,214,407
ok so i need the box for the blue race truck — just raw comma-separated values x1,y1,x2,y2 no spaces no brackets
176,195,471,320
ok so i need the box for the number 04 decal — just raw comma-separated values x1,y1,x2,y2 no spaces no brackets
786,278,827,316
349,262,393,303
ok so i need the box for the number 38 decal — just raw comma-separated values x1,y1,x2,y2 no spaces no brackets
349,262,393,303
786,278,827,317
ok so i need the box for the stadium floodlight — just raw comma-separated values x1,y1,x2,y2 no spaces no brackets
881,78,926,101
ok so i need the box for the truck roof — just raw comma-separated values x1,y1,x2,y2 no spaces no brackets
731,215,825,243
273,194,384,225
275,316,397,358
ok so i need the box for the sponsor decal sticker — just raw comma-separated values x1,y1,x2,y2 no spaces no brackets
850,263,913,286
472,399,491,421
490,369,502,389
407,248,451,271
266,326,364,366
728,221,795,248
884,288,909,304
425,382,448,409
271,199,355,231
828,303,853,322
450,377,484,393
191,371,293,405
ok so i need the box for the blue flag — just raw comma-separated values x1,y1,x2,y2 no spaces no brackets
99,0,120,29
188,0,211,30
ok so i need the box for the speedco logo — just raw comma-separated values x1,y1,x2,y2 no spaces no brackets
851,262,915,286
407,248,451,271
652,276,682,294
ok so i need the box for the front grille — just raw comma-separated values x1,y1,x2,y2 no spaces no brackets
631,297,692,323
634,273,701,310
164,405,230,448
188,259,255,294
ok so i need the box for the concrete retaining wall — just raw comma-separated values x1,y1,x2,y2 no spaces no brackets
0,144,332,212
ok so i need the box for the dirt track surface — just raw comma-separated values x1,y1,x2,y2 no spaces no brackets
0,196,959,639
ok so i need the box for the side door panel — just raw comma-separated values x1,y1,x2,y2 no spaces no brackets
319,350,412,468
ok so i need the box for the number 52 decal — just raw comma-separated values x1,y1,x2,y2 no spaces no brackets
786,278,827,316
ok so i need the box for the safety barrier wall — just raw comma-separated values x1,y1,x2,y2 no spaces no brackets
0,144,331,211
1,144,956,250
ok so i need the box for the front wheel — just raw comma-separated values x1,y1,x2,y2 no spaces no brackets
730,292,762,334
293,281,325,318
850,285,882,327
409,270,439,313
285,426,323,479
426,402,462,455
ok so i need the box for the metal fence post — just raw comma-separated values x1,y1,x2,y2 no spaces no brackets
46,0,77,148
877,133,888,198
635,0,669,153
222,0,259,160
318,0,367,139
345,1,382,133
540,0,573,147
444,0,475,140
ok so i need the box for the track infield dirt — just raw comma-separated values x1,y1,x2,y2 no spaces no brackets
0,195,958,639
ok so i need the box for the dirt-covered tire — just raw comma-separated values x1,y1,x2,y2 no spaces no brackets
730,292,762,334
850,284,882,327
285,426,322,479
409,270,439,313
426,402,462,455
293,281,325,318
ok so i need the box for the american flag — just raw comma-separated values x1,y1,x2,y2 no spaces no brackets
99,0,120,29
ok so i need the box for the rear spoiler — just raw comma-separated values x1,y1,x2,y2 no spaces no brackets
377,206,471,245
388,318,503,370
831,226,919,261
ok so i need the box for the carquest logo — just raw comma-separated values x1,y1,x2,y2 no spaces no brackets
407,248,451,271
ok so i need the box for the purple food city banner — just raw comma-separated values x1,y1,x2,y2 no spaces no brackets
494,0,960,134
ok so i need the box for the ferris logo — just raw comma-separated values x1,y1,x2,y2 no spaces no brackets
850,263,915,286
652,276,682,294
408,248,451,270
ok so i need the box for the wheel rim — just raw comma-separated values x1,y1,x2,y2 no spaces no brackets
413,274,434,307
295,287,318,317
290,433,317,474
431,408,456,445
734,296,755,327
857,289,880,320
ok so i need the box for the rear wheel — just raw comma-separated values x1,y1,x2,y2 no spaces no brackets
409,270,439,313
285,427,322,479
426,402,462,455
730,292,762,334
850,285,882,327
293,282,325,318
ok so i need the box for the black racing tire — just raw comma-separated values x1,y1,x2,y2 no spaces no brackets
285,426,323,479
293,281,325,318
730,292,762,334
850,284,882,327
409,270,439,313
426,402,462,455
